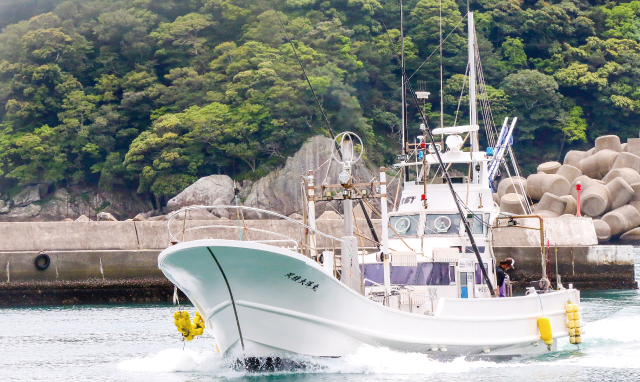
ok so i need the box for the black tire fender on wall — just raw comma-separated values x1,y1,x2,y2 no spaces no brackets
35,253,50,271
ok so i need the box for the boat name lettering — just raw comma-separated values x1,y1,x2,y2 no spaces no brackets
285,273,319,291
401,196,416,205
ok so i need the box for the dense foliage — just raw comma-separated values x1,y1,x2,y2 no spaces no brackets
0,0,637,205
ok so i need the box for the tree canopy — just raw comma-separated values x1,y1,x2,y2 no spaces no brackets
0,0,636,204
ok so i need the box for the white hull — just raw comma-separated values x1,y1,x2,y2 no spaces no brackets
159,239,580,358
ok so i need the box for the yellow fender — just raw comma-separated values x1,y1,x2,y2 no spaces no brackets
537,317,553,346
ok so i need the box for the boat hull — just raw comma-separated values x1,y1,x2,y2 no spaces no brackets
159,239,580,357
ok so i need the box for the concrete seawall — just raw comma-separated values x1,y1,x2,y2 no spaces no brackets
0,217,635,306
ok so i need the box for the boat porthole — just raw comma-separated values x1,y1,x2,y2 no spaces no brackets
35,253,50,271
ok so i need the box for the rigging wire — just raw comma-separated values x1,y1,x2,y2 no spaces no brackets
274,11,338,145
380,13,468,109
453,62,469,127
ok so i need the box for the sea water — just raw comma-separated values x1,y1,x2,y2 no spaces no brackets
1,257,639,381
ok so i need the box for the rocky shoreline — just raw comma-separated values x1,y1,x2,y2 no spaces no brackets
0,136,391,223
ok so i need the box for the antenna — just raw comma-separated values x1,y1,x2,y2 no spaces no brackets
400,0,408,182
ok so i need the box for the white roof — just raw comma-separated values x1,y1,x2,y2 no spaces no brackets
432,125,479,135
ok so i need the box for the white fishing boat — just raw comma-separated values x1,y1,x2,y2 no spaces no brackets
158,12,583,361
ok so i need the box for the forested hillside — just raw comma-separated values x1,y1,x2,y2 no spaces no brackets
0,0,637,206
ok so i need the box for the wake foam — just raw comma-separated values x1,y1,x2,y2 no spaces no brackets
117,348,243,377
118,308,640,376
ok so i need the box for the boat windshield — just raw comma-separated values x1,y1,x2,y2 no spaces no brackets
390,214,420,237
425,214,461,235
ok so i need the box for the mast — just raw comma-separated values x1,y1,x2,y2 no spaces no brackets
401,0,408,181
468,12,479,183
406,81,496,297
439,0,444,130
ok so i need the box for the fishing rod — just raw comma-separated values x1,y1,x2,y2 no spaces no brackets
274,11,383,246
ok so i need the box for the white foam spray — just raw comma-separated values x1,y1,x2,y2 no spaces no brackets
118,307,640,377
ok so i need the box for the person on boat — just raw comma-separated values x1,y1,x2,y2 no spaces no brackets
496,258,515,297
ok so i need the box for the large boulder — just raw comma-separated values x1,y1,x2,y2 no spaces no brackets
96,212,118,221
595,135,622,153
602,204,640,236
602,167,640,185
166,175,235,211
592,219,611,243
3,204,41,221
497,176,527,199
578,149,619,179
500,193,527,215
626,138,640,157
570,175,603,200
606,177,634,210
564,150,588,167
535,193,568,216
12,185,45,207
556,164,582,184
243,136,373,217
526,173,570,200
559,195,577,215
611,152,640,173
580,183,612,217
619,227,640,244
537,161,561,174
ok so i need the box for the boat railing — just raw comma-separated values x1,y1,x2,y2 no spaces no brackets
166,205,353,259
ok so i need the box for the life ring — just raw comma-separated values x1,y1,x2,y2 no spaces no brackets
35,253,50,271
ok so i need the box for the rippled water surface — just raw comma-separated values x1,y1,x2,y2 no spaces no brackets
1,254,639,381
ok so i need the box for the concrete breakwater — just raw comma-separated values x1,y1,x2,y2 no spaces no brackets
0,217,634,306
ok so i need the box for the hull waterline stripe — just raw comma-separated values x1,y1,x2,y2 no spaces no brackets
207,247,245,351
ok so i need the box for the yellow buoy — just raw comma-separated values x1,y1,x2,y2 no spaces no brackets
170,310,206,341
567,312,574,320
576,336,582,344
573,312,580,320
537,317,553,346
565,304,574,313
570,336,576,344
573,304,579,312
568,320,575,329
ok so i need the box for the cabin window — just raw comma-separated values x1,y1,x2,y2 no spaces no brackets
425,214,461,235
389,214,420,237
474,263,489,284
470,212,485,234
363,263,451,286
